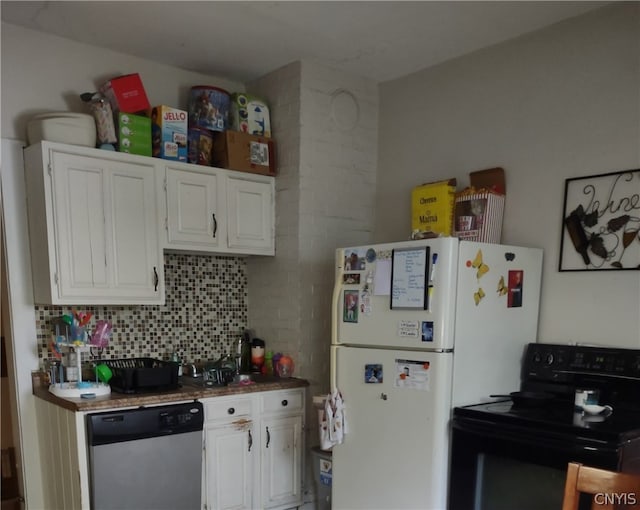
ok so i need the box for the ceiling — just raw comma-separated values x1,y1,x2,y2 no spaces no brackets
1,1,610,83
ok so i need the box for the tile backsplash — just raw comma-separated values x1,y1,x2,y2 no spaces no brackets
35,253,248,366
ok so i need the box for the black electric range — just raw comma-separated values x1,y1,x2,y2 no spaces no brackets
449,343,640,510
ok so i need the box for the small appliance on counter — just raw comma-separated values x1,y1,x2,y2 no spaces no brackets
96,358,179,394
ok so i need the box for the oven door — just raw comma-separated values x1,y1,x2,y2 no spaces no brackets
448,417,621,510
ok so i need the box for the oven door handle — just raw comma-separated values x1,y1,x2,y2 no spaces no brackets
451,419,618,456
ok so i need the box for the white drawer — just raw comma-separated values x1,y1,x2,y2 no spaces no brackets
261,389,304,414
204,396,253,421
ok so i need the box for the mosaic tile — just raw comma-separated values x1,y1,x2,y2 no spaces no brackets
35,253,248,366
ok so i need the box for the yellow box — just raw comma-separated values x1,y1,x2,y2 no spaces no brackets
411,179,457,237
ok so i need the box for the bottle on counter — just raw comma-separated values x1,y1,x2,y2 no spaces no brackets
171,349,183,376
239,331,252,373
251,338,266,373
265,351,274,376
272,352,282,377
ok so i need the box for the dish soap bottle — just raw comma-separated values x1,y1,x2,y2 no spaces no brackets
171,349,183,376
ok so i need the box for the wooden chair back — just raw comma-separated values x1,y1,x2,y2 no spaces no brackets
562,462,640,510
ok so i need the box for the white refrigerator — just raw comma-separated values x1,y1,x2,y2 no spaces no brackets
330,238,543,510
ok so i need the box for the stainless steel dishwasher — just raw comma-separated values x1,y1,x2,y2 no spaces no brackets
87,401,204,510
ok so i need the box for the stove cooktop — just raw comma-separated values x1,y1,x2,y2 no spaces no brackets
454,399,640,443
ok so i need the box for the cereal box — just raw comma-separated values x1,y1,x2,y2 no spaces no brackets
411,179,457,238
151,105,188,162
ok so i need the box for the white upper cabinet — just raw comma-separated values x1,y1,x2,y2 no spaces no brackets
24,142,164,305
161,162,275,256
227,175,275,255
23,141,275,303
164,166,225,250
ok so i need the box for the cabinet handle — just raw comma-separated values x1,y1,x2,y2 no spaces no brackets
153,267,158,291
266,426,270,448
227,407,235,415
248,429,252,452
281,399,288,407
212,213,217,238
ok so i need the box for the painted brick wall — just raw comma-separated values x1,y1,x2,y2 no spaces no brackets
246,61,378,475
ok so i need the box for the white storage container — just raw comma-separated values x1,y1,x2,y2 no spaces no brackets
27,112,96,147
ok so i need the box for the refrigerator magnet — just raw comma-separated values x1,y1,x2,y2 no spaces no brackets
343,273,360,285
421,321,434,342
398,320,420,338
343,290,359,322
365,248,376,263
507,270,524,308
365,364,383,383
360,290,372,316
343,249,366,271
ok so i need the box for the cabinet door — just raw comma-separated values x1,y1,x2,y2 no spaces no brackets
226,176,274,255
261,415,303,509
205,420,255,510
165,167,224,249
50,150,162,303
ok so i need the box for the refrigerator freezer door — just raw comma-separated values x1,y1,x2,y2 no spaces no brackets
333,238,458,351
331,345,453,510
452,241,543,406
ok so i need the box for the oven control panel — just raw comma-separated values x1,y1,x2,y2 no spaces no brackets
523,343,640,381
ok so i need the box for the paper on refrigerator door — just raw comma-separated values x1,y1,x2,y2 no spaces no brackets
394,359,431,391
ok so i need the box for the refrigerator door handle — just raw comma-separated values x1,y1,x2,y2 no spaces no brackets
330,345,338,390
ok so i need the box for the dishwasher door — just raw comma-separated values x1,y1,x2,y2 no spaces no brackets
88,402,204,510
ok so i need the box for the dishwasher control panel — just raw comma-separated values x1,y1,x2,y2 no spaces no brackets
88,401,204,446
159,407,201,428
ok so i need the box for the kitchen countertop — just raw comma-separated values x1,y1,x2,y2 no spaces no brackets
33,376,310,412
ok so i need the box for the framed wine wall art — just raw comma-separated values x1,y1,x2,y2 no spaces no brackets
559,169,640,271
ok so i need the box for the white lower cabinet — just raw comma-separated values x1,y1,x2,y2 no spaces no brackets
204,396,255,510
202,389,304,510
261,415,303,509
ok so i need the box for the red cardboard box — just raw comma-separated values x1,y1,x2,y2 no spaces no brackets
101,73,150,113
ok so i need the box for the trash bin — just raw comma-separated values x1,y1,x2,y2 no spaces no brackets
311,446,332,510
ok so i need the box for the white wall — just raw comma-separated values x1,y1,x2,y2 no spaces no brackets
376,3,640,348
1,23,243,140
0,23,245,509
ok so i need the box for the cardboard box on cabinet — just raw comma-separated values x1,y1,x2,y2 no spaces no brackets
211,130,276,176
453,167,506,243
100,73,150,114
151,105,188,162
229,93,271,137
411,179,457,238
117,112,151,157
